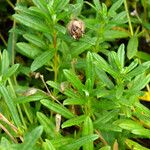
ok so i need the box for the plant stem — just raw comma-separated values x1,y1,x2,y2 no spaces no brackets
40,74,62,105
0,123,17,143
6,0,15,9
95,129,108,146
0,33,7,47
53,31,58,82
124,0,134,36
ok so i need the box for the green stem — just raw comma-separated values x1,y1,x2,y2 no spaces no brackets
6,0,15,9
0,33,7,47
124,0,134,36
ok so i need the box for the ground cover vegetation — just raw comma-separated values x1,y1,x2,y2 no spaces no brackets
0,0,150,149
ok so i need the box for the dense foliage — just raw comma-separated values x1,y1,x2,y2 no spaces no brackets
0,0,150,150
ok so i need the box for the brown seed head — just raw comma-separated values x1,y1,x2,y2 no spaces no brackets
67,19,85,40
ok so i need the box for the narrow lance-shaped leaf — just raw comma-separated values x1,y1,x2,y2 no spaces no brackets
127,36,138,59
41,99,75,119
129,74,150,92
99,146,111,150
47,81,61,91
126,139,150,150
13,13,50,33
53,0,70,12
62,134,99,150
71,42,92,57
0,84,21,126
104,30,129,40
15,126,43,150
3,64,20,81
117,44,125,69
1,50,9,75
86,52,94,90
32,0,49,13
108,0,123,16
37,112,55,138
124,58,138,74
17,42,42,59
95,67,114,89
62,115,87,128
63,69,84,92
63,97,86,105
82,116,94,150
108,51,121,71
126,61,150,79
43,139,56,150
93,0,101,11
23,34,47,50
93,53,118,79
31,50,55,72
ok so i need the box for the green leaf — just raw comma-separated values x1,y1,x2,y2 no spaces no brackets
13,13,50,33
37,112,55,138
23,34,48,50
31,50,55,71
114,119,148,136
46,81,61,91
86,52,94,90
129,74,150,92
134,102,150,117
15,126,43,150
108,0,123,16
0,84,21,126
32,0,49,13
132,128,150,138
1,50,9,75
82,116,94,150
55,24,66,34
53,0,69,12
17,42,42,59
96,122,122,132
63,69,85,92
93,0,101,10
51,137,73,148
95,67,114,89
63,98,86,105
137,51,150,61
3,64,20,81
15,5,47,19
15,90,48,104
62,115,86,128
124,59,138,74
43,139,56,150
126,61,150,79
108,51,121,71
62,134,99,150
41,99,75,119
71,42,92,57
64,88,81,98
94,110,119,126
117,44,125,69
104,30,129,40
116,84,124,99
127,36,139,59
93,53,118,79
126,139,150,150
99,146,111,150
112,11,127,24
0,137,12,150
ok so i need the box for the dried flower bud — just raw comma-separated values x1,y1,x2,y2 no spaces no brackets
67,19,85,40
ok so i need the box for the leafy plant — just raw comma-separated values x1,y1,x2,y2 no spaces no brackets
0,0,150,150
